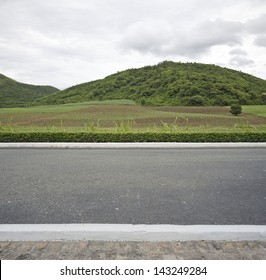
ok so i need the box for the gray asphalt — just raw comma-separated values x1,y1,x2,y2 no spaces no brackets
0,148,266,224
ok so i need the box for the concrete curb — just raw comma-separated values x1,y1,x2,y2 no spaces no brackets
0,142,266,149
1,224,266,241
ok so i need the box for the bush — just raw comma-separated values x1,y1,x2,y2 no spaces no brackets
186,95,207,106
230,104,242,116
0,131,265,142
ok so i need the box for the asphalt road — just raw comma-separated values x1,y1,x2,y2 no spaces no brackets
0,148,265,224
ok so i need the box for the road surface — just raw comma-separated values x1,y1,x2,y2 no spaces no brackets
0,148,265,224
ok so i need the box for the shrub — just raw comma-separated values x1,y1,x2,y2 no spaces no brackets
0,131,265,143
230,104,242,116
186,95,207,106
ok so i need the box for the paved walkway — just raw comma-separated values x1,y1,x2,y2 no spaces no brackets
1,241,266,260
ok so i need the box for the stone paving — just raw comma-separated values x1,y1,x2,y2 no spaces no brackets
1,241,266,260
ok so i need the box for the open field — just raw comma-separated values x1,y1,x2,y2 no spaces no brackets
0,100,265,133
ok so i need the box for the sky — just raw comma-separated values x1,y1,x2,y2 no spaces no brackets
0,0,266,89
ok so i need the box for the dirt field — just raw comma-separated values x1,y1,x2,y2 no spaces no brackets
0,101,265,132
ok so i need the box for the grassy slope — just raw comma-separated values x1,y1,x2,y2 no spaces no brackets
0,73,59,108
36,61,266,106
242,105,266,117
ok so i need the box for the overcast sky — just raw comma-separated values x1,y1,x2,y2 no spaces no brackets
0,0,266,89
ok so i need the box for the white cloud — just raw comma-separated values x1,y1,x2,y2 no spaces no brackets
120,19,174,55
254,35,266,47
176,19,243,56
230,56,255,67
229,49,247,56
246,14,266,34
0,0,265,88
121,19,244,57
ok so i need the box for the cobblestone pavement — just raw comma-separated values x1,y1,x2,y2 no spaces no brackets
1,241,266,260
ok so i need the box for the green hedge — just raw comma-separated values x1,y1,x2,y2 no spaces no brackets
0,132,265,142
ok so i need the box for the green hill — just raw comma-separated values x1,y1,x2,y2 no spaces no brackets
0,73,59,108
37,61,266,106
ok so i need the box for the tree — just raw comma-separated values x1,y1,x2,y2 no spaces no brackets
186,95,206,106
230,104,242,116
262,93,266,104
140,98,146,105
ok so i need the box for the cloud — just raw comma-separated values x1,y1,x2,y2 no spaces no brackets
254,35,266,47
245,14,266,48
229,49,247,56
230,56,255,67
228,47,254,69
246,14,266,34
119,19,174,54
0,0,266,87
185,19,244,54
120,18,244,57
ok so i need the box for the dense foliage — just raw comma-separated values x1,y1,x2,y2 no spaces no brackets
0,131,265,142
36,61,266,106
230,104,242,116
0,73,59,108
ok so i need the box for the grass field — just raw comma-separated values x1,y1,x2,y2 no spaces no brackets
0,100,265,133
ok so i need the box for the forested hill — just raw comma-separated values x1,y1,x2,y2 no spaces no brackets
37,61,266,106
0,73,59,108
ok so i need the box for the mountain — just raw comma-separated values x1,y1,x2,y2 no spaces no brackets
0,73,59,108
37,61,266,106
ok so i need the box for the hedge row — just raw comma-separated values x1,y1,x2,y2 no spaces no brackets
0,132,265,142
